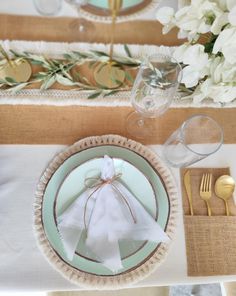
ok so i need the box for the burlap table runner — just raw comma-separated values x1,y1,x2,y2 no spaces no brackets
0,14,182,45
0,15,236,145
1,106,236,144
181,168,236,276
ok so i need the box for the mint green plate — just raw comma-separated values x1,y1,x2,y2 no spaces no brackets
56,157,156,262
88,0,143,10
42,145,170,276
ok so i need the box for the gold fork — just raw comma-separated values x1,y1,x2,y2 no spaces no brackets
200,173,212,216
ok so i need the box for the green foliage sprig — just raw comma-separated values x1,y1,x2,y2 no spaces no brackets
0,45,140,99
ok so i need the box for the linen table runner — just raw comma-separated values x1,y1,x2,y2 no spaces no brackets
181,168,236,276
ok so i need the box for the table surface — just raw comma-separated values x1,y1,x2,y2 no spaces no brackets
0,144,236,292
1,0,236,291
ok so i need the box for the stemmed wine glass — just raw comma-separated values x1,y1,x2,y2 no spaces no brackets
126,54,182,139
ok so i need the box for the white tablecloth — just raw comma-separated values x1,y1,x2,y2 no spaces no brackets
0,144,236,292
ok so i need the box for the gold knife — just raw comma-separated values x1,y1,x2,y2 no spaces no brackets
184,170,194,215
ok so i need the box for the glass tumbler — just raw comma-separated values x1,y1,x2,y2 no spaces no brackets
34,0,62,16
162,114,224,167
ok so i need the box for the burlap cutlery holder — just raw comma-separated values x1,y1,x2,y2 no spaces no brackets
181,168,236,276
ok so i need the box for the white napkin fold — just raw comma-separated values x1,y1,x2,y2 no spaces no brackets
57,155,170,272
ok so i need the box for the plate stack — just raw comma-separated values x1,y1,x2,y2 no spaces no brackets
34,135,178,289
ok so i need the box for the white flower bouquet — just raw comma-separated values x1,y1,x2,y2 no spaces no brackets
156,0,236,104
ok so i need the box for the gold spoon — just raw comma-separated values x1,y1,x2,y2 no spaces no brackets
215,175,235,216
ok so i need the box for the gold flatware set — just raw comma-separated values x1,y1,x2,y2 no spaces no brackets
184,171,235,216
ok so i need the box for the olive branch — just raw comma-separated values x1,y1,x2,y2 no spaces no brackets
0,45,140,99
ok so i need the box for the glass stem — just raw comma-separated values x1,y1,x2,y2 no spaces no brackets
77,5,84,32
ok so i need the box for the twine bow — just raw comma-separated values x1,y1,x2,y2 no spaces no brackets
83,173,137,234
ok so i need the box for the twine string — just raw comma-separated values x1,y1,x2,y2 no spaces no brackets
83,173,137,234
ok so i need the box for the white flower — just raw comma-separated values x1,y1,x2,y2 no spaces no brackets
208,56,224,83
192,79,236,103
216,0,227,10
175,0,225,37
154,0,236,104
227,0,236,10
177,29,189,39
155,7,175,34
191,79,212,102
155,7,175,25
213,27,236,64
173,44,209,88
181,66,201,88
209,85,236,103
172,43,189,62
211,12,228,35
182,44,208,70
222,65,236,82
192,56,236,103
228,5,236,25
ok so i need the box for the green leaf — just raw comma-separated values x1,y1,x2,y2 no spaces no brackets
88,61,97,69
40,76,56,90
23,52,52,68
51,59,60,66
87,91,102,99
91,50,109,57
72,51,89,58
204,41,214,54
5,77,17,84
63,53,73,60
96,62,107,74
124,44,132,58
31,60,44,65
81,76,91,85
33,73,48,79
111,76,123,86
125,71,134,83
56,74,76,86
113,56,140,67
104,90,120,97
7,82,28,93
9,49,21,57
59,64,74,79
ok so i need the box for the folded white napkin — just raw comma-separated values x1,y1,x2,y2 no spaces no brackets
57,155,170,272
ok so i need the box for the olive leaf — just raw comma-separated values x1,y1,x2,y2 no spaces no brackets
88,91,102,99
125,71,134,83
5,77,17,84
40,76,56,90
56,74,77,86
124,44,132,58
104,90,120,97
91,50,109,57
6,82,29,93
